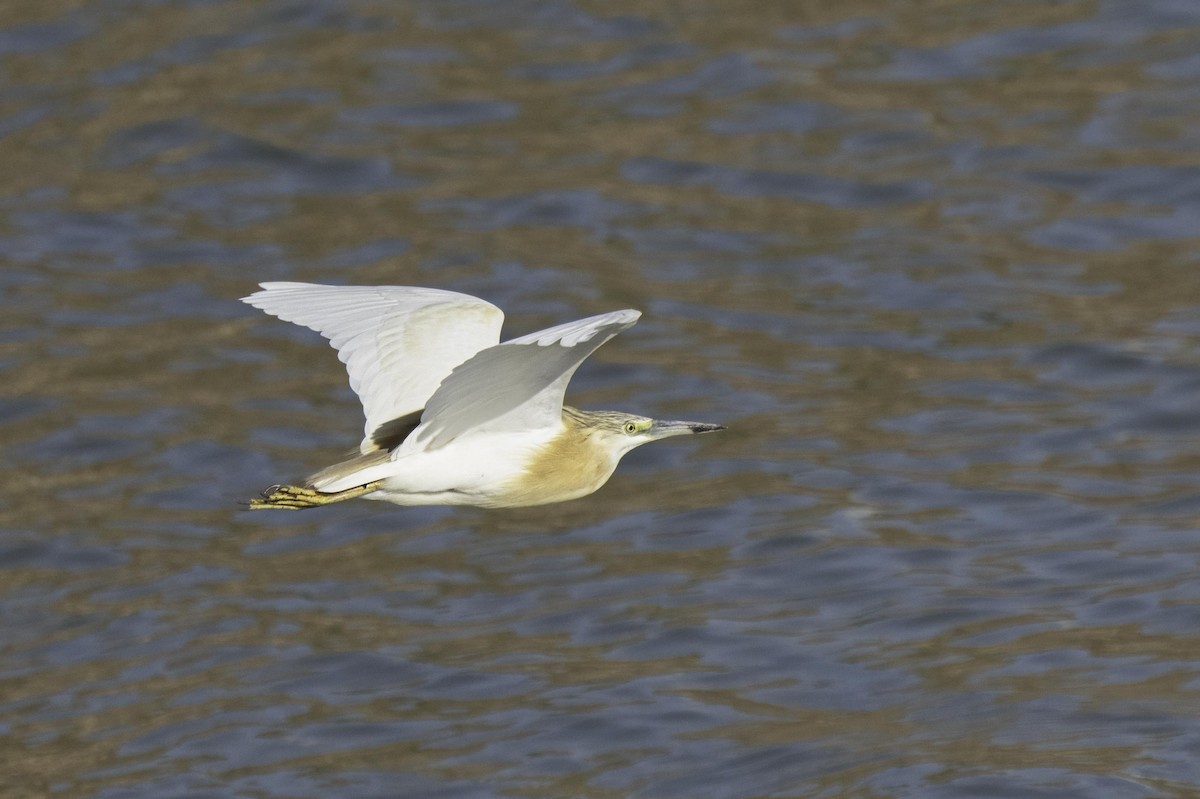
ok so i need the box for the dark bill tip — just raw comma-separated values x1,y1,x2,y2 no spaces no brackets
689,423,726,434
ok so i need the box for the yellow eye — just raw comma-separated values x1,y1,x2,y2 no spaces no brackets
624,421,639,435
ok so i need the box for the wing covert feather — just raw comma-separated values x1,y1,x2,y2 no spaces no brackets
406,309,641,452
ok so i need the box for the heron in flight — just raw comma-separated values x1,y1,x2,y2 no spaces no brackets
242,283,724,510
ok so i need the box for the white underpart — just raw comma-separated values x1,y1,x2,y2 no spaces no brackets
316,427,561,504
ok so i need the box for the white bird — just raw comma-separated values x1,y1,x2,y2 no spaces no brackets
241,282,724,510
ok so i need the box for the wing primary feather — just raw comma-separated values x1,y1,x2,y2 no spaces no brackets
242,283,505,452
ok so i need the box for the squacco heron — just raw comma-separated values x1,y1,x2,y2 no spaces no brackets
242,282,724,510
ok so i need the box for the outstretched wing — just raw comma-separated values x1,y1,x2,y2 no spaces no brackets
242,282,504,452
404,309,641,452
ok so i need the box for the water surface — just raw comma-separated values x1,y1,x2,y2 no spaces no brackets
4,1,1200,797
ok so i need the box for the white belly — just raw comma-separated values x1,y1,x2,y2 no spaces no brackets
314,428,559,507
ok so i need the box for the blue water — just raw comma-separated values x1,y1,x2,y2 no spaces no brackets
3,1,1200,797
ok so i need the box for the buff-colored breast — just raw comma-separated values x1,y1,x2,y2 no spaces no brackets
496,420,619,507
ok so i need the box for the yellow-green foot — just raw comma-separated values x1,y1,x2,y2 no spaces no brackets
246,482,381,510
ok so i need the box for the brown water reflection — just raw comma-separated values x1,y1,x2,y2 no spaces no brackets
5,0,1200,797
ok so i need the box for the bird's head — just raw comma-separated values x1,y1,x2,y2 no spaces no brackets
565,407,725,458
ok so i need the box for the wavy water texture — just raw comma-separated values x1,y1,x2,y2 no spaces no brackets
3,0,1200,797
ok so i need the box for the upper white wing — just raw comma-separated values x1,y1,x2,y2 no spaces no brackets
404,309,642,452
242,282,504,452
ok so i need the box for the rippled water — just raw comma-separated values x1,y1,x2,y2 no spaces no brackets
5,1,1200,797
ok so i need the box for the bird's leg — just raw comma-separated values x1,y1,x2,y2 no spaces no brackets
246,481,383,511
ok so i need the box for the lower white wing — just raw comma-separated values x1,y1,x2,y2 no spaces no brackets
404,309,642,452
242,282,504,452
